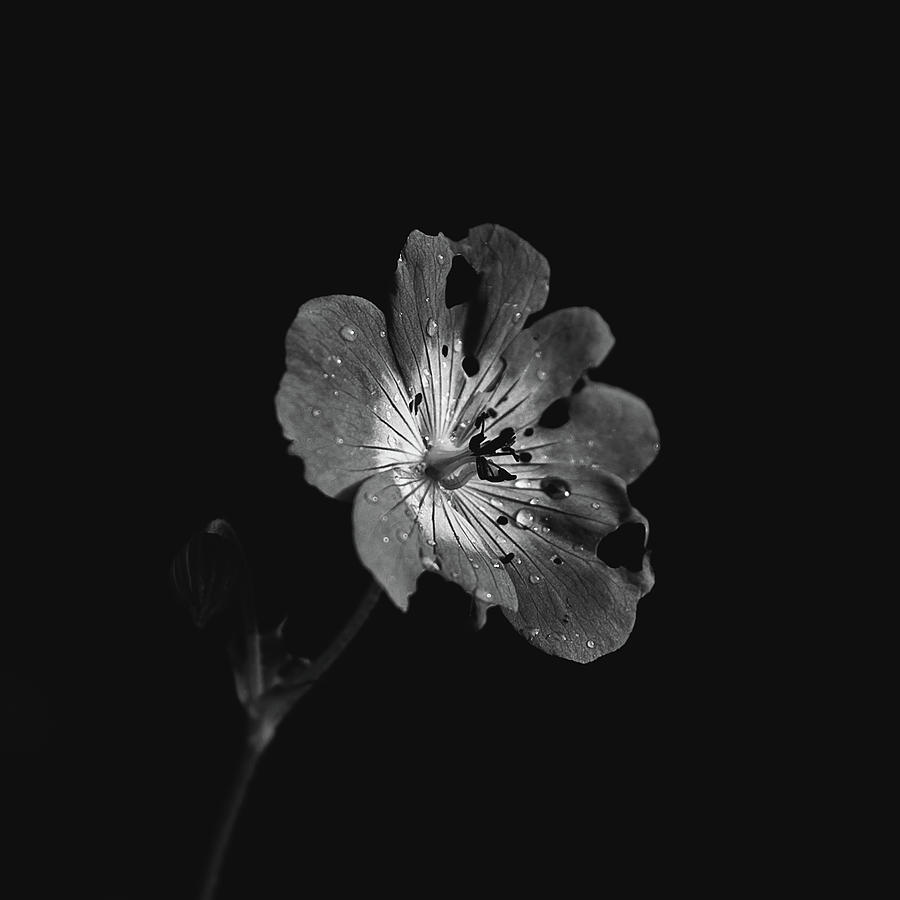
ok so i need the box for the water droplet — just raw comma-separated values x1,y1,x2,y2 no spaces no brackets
425,296,431,304
382,536,390,543
367,493,379,503
561,634,567,641
591,502,601,510
534,350,543,359
472,562,479,569
516,557,523,564
586,639,595,649
340,325,357,341
514,509,535,528
529,627,540,637
492,562,501,568
540,475,571,499
512,311,522,322
380,514,389,521
438,253,444,262
422,556,440,571
333,356,342,365
541,526,550,534
573,544,585,552
590,462,601,470
529,574,542,584
379,329,386,338
421,374,430,388
425,317,438,337
536,369,548,381
529,497,540,505
427,539,437,547
336,437,344,445
332,390,339,396
311,408,321,416
398,531,409,542
453,338,463,352
474,587,492,602
489,497,504,509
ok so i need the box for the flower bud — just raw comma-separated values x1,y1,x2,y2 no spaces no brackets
170,519,251,629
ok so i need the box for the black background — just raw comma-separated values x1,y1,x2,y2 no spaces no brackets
143,201,715,898
11,107,750,897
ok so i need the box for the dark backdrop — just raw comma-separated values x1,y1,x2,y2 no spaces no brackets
26,134,741,897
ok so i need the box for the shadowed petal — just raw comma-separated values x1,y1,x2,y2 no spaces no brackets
276,295,423,499
456,307,614,438
561,382,659,484
466,465,653,662
353,468,518,614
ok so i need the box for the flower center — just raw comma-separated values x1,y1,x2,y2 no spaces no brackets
423,417,521,490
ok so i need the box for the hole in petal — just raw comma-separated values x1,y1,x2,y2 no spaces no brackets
496,515,508,525
596,521,647,572
501,552,515,565
442,344,448,357
445,255,480,309
538,397,570,429
519,452,532,463
523,427,534,437
462,356,480,377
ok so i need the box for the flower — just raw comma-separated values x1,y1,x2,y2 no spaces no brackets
275,225,659,662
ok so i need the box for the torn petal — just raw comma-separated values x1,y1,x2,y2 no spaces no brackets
467,467,653,662
465,307,614,437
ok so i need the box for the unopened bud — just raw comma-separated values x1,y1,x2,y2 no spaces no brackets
170,519,250,629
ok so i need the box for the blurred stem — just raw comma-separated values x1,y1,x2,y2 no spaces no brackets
293,578,382,691
198,579,382,900
199,730,262,900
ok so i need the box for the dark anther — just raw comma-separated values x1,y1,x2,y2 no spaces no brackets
475,456,489,480
501,552,515,565
412,392,423,414
496,515,508,525
486,407,498,418
498,427,515,445
519,452,532,463
523,427,534,437
469,433,485,452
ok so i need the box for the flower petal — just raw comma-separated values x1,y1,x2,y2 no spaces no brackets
386,230,460,444
276,294,424,499
563,382,659,484
456,307,614,438
386,225,551,445
352,469,518,614
466,460,654,662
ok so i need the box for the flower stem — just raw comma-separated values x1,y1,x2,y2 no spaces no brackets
199,732,261,900
198,579,382,900
293,577,382,691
